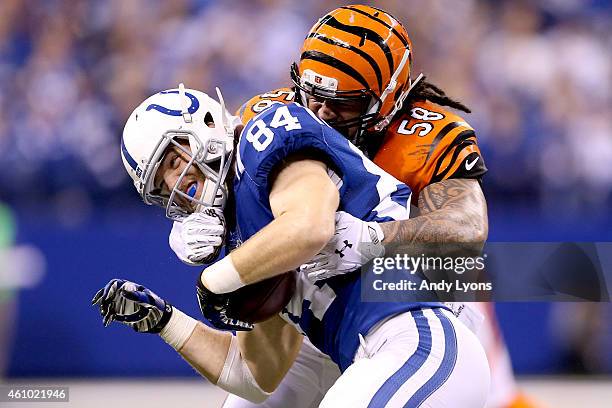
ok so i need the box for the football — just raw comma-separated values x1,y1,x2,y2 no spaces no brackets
227,271,297,323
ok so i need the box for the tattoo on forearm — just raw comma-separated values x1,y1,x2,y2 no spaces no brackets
381,178,488,246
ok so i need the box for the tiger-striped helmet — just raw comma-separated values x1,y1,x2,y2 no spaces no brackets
291,5,418,137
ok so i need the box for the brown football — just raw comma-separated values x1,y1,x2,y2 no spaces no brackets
227,271,297,323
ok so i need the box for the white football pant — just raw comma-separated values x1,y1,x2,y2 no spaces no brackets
223,308,489,408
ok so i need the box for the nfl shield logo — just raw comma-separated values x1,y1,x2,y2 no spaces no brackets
315,76,322,84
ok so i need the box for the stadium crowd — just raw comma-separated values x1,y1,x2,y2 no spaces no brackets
0,0,610,219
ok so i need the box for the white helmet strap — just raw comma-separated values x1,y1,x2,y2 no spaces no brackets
365,47,412,130
374,72,424,131
378,48,411,106
178,83,193,123
215,87,235,138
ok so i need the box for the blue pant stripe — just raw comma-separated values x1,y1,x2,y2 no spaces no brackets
404,309,458,407
367,309,432,408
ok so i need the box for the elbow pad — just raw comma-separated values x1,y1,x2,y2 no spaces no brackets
216,336,272,403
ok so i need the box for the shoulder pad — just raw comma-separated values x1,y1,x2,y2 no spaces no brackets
236,88,296,125
373,101,486,198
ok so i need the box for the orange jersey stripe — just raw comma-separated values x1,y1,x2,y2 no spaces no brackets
373,100,486,200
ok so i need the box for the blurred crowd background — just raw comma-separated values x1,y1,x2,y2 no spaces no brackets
1,0,611,381
1,0,611,221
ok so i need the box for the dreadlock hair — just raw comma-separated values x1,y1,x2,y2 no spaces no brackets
403,75,471,114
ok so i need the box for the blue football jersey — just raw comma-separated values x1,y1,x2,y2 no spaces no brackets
231,103,444,370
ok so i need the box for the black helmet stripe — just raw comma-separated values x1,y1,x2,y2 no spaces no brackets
307,32,383,92
321,16,394,78
312,14,334,34
369,5,405,27
339,6,409,48
301,50,370,89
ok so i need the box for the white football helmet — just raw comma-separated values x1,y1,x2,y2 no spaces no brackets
121,84,240,220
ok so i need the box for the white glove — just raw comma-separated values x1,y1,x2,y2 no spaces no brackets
169,208,226,266
301,211,385,282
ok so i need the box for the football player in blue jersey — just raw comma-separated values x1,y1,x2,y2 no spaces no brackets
94,85,489,407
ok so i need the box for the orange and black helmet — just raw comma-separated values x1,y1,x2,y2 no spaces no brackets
291,5,417,136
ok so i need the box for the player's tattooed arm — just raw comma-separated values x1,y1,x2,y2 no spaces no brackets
379,178,488,254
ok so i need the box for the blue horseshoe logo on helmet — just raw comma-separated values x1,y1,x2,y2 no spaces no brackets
146,90,200,116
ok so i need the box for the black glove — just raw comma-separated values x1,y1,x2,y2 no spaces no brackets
196,274,253,331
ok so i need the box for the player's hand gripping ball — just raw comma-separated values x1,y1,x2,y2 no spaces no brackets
196,269,296,330
196,276,254,331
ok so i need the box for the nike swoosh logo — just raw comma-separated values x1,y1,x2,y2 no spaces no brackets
465,156,479,171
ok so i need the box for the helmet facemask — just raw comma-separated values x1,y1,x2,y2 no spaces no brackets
291,63,381,146
142,128,233,220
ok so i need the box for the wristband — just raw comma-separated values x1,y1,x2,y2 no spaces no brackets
159,307,198,351
201,255,244,294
